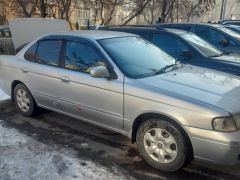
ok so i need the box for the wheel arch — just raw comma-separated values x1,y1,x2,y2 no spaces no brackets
11,80,28,101
131,112,194,161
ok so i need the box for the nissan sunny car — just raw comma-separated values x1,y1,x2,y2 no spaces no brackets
0,31,240,172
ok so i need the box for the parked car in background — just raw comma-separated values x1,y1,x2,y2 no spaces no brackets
220,20,240,26
0,25,14,55
1,31,240,172
156,23,240,54
225,25,240,34
100,26,240,76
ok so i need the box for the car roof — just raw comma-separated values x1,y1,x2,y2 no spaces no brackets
164,28,189,35
43,30,137,40
225,24,240,28
101,26,188,35
157,23,223,28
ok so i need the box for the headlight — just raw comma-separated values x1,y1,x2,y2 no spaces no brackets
233,115,240,129
212,117,237,132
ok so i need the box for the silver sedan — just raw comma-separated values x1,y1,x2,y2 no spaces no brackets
0,31,240,172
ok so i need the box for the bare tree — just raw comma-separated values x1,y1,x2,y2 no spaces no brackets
82,0,124,26
52,0,78,29
100,0,124,25
121,0,152,25
159,0,176,23
16,0,39,17
142,0,161,24
184,0,216,22
142,0,216,24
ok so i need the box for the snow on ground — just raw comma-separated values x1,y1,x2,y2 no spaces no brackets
0,88,10,102
0,123,129,180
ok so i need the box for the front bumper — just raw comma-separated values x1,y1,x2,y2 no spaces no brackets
184,126,240,165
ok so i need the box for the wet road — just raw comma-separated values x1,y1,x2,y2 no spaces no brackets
0,105,240,180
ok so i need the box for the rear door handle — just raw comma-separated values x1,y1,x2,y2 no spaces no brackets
60,76,70,82
21,68,29,73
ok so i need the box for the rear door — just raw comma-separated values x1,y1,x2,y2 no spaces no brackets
22,38,63,109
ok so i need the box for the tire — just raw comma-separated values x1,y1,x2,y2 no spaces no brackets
136,118,192,172
14,84,37,117
0,48,4,55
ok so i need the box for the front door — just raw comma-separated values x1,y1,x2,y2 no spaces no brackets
59,39,124,130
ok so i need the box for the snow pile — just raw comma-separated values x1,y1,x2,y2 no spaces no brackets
0,124,128,180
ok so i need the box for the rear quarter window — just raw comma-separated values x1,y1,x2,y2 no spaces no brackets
24,43,38,61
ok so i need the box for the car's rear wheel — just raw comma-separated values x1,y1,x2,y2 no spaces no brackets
136,118,192,172
0,48,4,55
14,84,36,117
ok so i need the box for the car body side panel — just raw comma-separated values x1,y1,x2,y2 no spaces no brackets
0,56,18,95
21,60,60,109
0,55,60,108
59,68,124,130
123,77,228,133
184,126,240,165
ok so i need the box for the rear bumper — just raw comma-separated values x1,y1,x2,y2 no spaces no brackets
184,126,240,165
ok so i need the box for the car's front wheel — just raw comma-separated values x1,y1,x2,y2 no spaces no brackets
14,84,37,117
136,118,192,172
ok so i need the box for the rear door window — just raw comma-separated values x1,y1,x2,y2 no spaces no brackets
36,40,62,66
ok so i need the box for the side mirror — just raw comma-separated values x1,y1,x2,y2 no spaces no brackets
219,39,229,46
90,66,111,78
180,50,192,59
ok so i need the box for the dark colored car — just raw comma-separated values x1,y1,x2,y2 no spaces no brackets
220,20,240,26
100,26,240,76
224,25,240,34
156,23,240,54
0,25,14,55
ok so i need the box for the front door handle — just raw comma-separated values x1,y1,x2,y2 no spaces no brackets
21,68,29,73
60,76,70,82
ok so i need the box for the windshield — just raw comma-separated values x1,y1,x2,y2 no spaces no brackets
99,37,175,79
218,27,240,40
181,33,223,57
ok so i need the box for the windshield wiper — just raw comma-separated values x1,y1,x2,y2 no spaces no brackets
210,53,224,57
152,60,183,75
153,64,177,75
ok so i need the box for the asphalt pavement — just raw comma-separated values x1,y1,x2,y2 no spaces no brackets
0,104,240,180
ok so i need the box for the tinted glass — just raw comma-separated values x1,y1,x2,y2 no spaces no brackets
181,33,223,57
36,40,62,66
64,41,104,73
173,26,191,31
99,37,175,79
217,27,240,41
226,26,240,34
195,26,226,44
152,34,190,59
24,42,38,61
133,31,150,40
